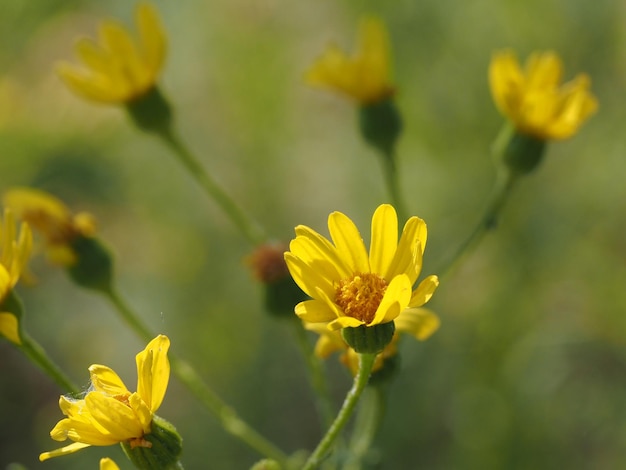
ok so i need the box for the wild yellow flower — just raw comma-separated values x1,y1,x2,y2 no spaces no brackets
0,209,32,345
39,335,170,461
489,50,598,140
285,204,439,331
100,457,120,470
306,17,394,104
3,187,96,267
57,2,166,104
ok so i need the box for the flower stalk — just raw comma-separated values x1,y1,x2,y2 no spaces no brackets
302,352,377,470
102,287,288,465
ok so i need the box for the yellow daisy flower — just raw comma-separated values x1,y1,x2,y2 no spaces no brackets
489,50,598,140
306,17,394,104
3,187,96,267
284,204,439,331
39,335,171,461
0,209,32,345
100,457,120,470
57,2,166,104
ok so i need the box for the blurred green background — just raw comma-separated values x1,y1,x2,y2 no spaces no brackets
1,0,626,468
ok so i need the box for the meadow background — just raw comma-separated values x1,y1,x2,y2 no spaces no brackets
1,0,626,468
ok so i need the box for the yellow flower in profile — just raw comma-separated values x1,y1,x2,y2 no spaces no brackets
306,17,394,104
284,204,439,331
0,209,32,345
489,50,598,140
3,187,96,267
57,2,166,104
40,335,171,461
100,457,120,470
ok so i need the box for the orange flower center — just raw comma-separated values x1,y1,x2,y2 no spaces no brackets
334,272,388,324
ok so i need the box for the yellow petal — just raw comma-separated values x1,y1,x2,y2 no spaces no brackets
75,37,114,75
86,392,144,440
369,204,398,275
295,299,337,323
57,62,121,103
289,236,345,282
136,2,167,73
89,364,129,395
328,316,365,330
39,442,91,462
136,334,170,412
395,308,440,340
0,266,12,305
525,51,562,90
0,312,21,344
328,211,369,273
292,225,351,278
385,216,426,281
371,274,411,325
408,274,439,308
100,458,121,470
284,252,335,300
129,392,153,434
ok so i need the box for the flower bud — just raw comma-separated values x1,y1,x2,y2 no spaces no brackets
341,321,395,355
121,415,183,470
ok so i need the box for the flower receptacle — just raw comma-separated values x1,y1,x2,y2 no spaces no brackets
121,415,183,470
342,321,395,355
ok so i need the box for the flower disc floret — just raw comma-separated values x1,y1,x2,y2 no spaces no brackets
285,204,439,331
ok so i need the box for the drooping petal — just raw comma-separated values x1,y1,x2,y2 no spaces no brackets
328,211,369,273
39,442,92,462
371,273,411,325
129,392,153,434
369,204,397,275
136,334,170,412
408,275,439,308
395,308,440,340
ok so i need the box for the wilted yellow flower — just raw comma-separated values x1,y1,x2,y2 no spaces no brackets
489,50,597,140
3,187,96,266
100,457,120,470
0,209,32,345
306,17,394,104
57,2,166,104
285,204,439,331
40,335,171,461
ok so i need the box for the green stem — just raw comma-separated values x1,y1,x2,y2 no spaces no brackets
291,321,335,430
157,127,267,246
103,288,289,465
343,385,386,470
19,333,80,394
381,151,408,223
302,353,377,470
437,168,518,281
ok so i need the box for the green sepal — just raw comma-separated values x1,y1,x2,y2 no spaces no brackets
494,123,546,175
126,86,173,135
342,322,395,354
121,415,183,470
358,98,403,156
264,275,308,318
66,235,113,293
